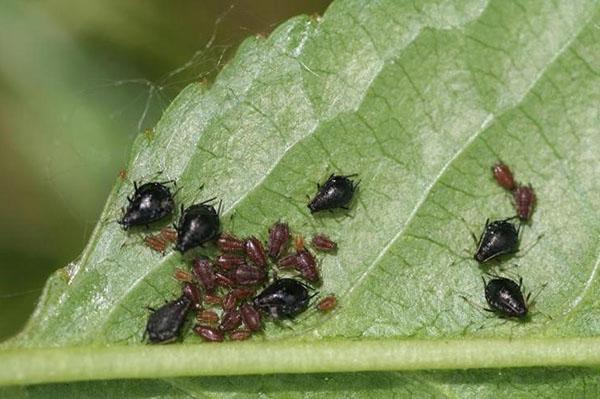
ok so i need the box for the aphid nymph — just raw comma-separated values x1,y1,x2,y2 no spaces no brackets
491,162,516,191
268,222,290,259
513,184,536,221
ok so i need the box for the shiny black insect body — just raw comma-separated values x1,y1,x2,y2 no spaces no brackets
483,277,529,319
474,218,520,263
119,181,175,229
308,174,358,213
253,278,312,320
175,199,221,253
145,295,191,344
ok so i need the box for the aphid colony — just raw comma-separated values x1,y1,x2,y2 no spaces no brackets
141,222,336,343
123,163,542,342
465,162,539,319
120,174,355,344
144,221,336,343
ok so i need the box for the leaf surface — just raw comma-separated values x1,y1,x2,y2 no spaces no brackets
2,0,599,396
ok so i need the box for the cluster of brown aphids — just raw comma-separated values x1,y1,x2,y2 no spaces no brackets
118,173,356,344
491,162,536,221
166,225,337,343
466,162,538,321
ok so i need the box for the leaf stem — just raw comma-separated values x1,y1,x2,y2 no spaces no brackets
2,337,600,386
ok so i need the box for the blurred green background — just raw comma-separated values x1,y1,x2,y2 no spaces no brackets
0,0,331,341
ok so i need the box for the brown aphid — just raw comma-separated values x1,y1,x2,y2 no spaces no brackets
279,254,298,268
159,227,178,243
244,236,267,269
197,310,219,325
317,295,337,312
182,282,201,309
194,325,224,342
144,235,169,254
203,294,222,306
234,264,266,286
294,235,305,251
295,249,320,283
173,268,193,283
219,310,242,331
118,168,128,181
193,258,217,293
229,329,252,341
492,162,516,191
215,272,236,289
312,234,337,251
232,288,255,300
221,292,238,311
513,184,536,221
268,222,290,259
217,233,245,253
145,227,178,254
240,303,262,332
216,254,246,270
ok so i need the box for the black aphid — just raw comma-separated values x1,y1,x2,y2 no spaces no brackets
253,278,312,320
145,295,191,344
308,174,358,213
119,181,175,229
483,276,529,319
175,199,221,253
474,218,520,263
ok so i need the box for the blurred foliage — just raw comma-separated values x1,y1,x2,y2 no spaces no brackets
0,0,331,341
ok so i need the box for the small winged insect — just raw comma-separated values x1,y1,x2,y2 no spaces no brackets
119,181,176,229
474,218,520,263
175,199,221,253
308,174,358,213
513,184,536,221
145,295,191,344
253,278,313,320
483,276,530,319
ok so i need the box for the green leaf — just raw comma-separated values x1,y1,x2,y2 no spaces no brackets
2,0,599,396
